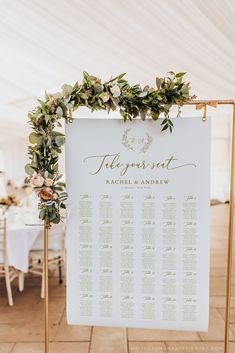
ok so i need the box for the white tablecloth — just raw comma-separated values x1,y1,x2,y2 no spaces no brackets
6,224,42,272
0,223,65,272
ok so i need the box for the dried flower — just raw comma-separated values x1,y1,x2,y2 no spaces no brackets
0,195,18,208
39,187,54,201
44,178,53,187
100,92,110,102
53,193,58,200
110,85,121,97
31,174,44,187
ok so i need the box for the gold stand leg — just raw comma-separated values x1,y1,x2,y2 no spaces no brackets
44,221,49,353
224,103,235,353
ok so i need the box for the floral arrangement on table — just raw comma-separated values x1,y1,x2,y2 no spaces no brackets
25,71,195,225
0,195,18,213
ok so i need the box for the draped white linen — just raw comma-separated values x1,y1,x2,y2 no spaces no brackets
0,0,234,200
0,0,235,106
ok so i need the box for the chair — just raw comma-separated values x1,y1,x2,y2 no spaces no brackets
28,224,66,298
0,218,21,306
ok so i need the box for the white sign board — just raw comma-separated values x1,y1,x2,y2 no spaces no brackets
66,117,210,331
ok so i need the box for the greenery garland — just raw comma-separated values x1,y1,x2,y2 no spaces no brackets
25,71,194,225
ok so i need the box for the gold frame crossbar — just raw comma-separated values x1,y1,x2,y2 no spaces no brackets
43,99,235,353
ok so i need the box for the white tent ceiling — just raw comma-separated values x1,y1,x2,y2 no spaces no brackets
0,0,235,136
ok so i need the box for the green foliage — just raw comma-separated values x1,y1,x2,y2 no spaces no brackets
26,71,194,225
25,163,35,176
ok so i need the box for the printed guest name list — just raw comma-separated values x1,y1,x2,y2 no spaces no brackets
66,117,210,331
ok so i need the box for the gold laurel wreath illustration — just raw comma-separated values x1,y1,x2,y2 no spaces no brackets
122,129,152,154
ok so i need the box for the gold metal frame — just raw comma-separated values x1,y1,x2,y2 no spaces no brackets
184,99,235,353
43,99,235,353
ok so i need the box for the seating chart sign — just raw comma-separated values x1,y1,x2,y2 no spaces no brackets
66,117,210,331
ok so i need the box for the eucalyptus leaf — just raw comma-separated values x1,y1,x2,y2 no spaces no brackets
55,136,65,147
138,91,148,98
175,72,186,78
140,109,147,120
53,216,60,224
45,115,51,124
93,83,103,94
109,73,126,83
39,209,46,220
56,106,63,118
53,92,62,100
48,212,57,221
80,93,88,100
61,84,73,95
29,132,41,144
156,77,162,89
25,164,35,176
100,92,109,102
151,111,159,120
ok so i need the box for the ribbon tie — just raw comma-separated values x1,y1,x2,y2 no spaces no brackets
196,101,218,121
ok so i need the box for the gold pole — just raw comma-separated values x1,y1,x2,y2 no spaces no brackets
44,221,49,353
224,103,235,353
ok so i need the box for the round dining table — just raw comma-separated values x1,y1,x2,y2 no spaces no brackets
4,223,44,272
0,206,65,300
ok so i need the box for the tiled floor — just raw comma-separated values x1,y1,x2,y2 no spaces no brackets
0,204,235,353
